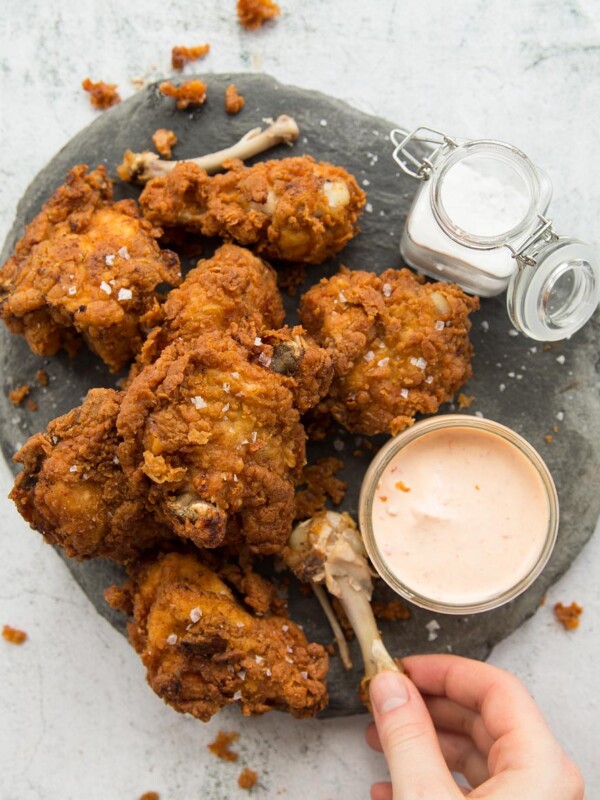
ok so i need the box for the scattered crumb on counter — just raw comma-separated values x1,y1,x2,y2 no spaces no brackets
324,643,336,656
26,399,38,412
457,392,474,410
544,434,553,443
237,0,281,30
9,384,30,405
81,78,121,109
554,602,583,630
225,84,245,115
139,793,159,800
159,79,207,109
277,263,306,297
294,457,347,520
2,625,27,645
372,599,411,621
208,730,240,762
35,369,49,386
238,767,258,790
539,595,546,606
152,128,178,159
171,44,210,70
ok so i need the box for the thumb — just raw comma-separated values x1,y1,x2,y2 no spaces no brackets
370,670,462,800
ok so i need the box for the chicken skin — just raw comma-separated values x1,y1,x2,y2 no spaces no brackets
117,332,309,555
106,552,329,721
10,388,170,563
299,267,479,435
0,165,181,372
139,156,365,264
134,243,286,373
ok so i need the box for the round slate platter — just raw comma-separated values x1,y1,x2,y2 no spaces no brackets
2,74,599,717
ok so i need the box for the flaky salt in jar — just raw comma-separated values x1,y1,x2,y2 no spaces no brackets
392,127,600,341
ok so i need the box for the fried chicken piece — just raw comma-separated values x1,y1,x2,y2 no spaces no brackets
117,333,307,554
107,552,329,721
81,77,121,109
133,244,286,373
171,44,210,71
10,388,171,563
237,0,280,30
159,80,207,109
0,165,181,372
299,267,479,435
152,128,178,159
225,84,245,115
139,156,365,264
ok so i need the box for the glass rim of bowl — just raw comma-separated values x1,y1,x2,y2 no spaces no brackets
358,414,560,615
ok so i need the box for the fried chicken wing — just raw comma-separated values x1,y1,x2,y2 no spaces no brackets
139,156,365,264
106,552,329,721
299,267,479,435
0,165,181,372
117,333,307,554
10,388,170,563
134,243,285,372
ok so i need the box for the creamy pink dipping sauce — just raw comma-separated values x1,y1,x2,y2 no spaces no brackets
372,427,551,606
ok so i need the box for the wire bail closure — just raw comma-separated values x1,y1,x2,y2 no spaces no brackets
509,215,559,268
390,126,458,181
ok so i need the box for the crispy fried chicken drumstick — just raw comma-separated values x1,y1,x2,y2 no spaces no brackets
0,166,181,372
10,389,170,563
106,551,329,721
117,330,331,555
299,267,479,435
139,156,365,264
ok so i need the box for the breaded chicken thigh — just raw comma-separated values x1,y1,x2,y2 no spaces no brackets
139,156,365,264
10,388,170,563
299,267,479,435
0,165,181,372
106,551,329,721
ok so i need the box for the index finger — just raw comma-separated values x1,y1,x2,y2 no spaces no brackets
401,654,550,743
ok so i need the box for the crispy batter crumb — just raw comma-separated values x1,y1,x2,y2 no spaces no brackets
81,78,121,109
544,434,553,443
539,595,546,606
35,369,49,386
237,0,281,30
9,384,30,405
225,84,245,115
238,767,258,790
26,399,38,412
277,263,307,297
171,44,210,70
395,481,410,493
159,79,207,109
294,457,347,520
324,643,336,656
554,602,583,630
152,128,178,159
2,625,27,645
457,392,474,410
372,599,411,621
208,730,240,762
139,793,159,800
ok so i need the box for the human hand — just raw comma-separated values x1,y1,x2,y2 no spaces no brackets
365,654,585,799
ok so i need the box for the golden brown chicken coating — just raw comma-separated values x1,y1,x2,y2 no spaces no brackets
299,267,479,435
10,388,171,563
0,165,181,372
106,552,329,721
139,156,366,264
134,243,286,373
117,333,307,555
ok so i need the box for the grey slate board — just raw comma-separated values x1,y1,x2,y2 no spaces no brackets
1,73,599,717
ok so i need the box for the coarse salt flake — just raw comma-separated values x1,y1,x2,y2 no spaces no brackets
435,320,445,331
235,622,245,628
254,337,262,346
117,246,130,260
425,375,434,384
382,283,392,297
426,620,441,641
237,670,246,680
265,668,272,677
281,624,289,632
338,290,347,303
221,403,230,415
556,410,565,421
320,119,328,127
189,607,202,623
415,357,427,370
223,383,230,393
333,438,344,451
508,328,519,337
117,288,132,301
301,671,308,680
556,355,566,365
100,281,112,295
251,431,257,443
377,357,390,367
233,691,243,701
474,411,484,418
386,506,398,517
166,634,178,645
499,383,506,392
191,395,207,409
364,350,375,362
68,286,77,296
400,388,409,399
258,352,272,367
255,655,264,664
285,656,294,664
104,254,115,266
366,202,373,213
232,372,240,379
69,465,78,473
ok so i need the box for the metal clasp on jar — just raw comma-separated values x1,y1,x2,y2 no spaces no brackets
508,214,559,269
390,126,459,181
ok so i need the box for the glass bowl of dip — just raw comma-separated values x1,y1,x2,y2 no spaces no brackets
358,415,559,614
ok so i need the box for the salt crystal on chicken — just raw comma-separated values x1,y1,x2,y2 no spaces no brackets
166,634,178,645
254,337,262,346
364,350,375,362
100,281,112,295
233,691,243,701
382,283,392,297
191,396,207,409
258,352,272,367
104,254,115,266
69,465,78,473
377,357,389,367
189,607,203,623
68,286,77,296
117,246,130,260
400,388,409,399
434,320,445,331
118,288,133,301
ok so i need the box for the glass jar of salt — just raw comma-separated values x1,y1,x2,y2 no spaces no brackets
391,126,600,341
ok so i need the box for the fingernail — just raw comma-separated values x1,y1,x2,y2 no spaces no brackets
370,670,409,715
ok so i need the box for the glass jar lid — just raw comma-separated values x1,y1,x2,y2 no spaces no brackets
431,140,542,250
507,238,600,340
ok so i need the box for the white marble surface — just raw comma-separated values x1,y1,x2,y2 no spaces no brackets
1,1,599,798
